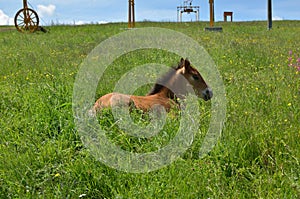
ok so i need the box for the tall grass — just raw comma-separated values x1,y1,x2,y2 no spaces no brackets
0,21,299,198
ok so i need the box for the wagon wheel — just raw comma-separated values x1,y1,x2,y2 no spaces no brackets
14,8,39,33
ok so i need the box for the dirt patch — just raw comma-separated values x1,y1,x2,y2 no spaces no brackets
0,26,15,32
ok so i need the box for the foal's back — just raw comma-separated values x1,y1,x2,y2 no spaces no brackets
93,93,176,113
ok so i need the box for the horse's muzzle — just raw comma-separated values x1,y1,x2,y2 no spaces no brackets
202,88,213,101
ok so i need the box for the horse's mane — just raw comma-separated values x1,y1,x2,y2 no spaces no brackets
147,63,182,96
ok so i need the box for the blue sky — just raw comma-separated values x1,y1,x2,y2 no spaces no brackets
0,0,299,25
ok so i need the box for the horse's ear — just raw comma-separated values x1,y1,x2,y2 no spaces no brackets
180,58,185,66
184,59,191,70
178,58,185,69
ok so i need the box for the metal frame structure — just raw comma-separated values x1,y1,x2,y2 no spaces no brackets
177,0,199,22
14,0,39,33
177,0,200,22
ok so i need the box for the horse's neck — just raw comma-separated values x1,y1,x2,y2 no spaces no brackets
156,71,186,100
156,87,175,99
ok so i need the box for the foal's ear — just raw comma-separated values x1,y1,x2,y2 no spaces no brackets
177,58,185,69
179,58,185,67
184,59,191,70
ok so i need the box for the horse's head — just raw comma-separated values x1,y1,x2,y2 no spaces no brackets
177,58,213,101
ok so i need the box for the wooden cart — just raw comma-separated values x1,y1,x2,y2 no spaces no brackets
14,0,39,33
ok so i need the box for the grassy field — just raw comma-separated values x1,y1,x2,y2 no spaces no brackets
1,21,300,198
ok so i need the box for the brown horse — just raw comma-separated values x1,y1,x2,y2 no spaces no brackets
92,58,213,113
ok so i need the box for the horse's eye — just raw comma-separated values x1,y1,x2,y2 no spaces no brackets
193,75,199,80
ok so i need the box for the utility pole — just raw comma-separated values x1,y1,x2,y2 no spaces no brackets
128,0,135,28
209,0,214,27
268,0,272,30
205,0,222,31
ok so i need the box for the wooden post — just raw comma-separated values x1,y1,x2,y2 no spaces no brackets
209,0,214,27
268,0,272,30
205,0,222,31
23,0,28,9
128,0,135,28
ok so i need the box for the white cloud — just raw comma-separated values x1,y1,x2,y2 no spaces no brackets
273,16,283,21
74,20,109,25
74,20,88,25
37,4,56,17
0,9,13,25
8,18,14,25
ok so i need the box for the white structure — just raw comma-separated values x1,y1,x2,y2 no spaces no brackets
177,0,200,22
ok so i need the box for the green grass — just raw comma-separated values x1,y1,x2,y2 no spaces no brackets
1,21,300,198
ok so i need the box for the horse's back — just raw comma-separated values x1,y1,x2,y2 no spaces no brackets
93,92,177,113
93,92,132,112
130,94,177,112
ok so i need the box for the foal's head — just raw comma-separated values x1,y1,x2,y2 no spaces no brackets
176,58,213,101
148,58,213,101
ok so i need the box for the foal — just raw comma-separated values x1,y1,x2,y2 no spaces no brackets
92,58,212,113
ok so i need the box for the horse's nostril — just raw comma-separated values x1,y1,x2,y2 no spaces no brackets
203,88,213,100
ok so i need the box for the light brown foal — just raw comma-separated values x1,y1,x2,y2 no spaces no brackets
92,58,213,113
